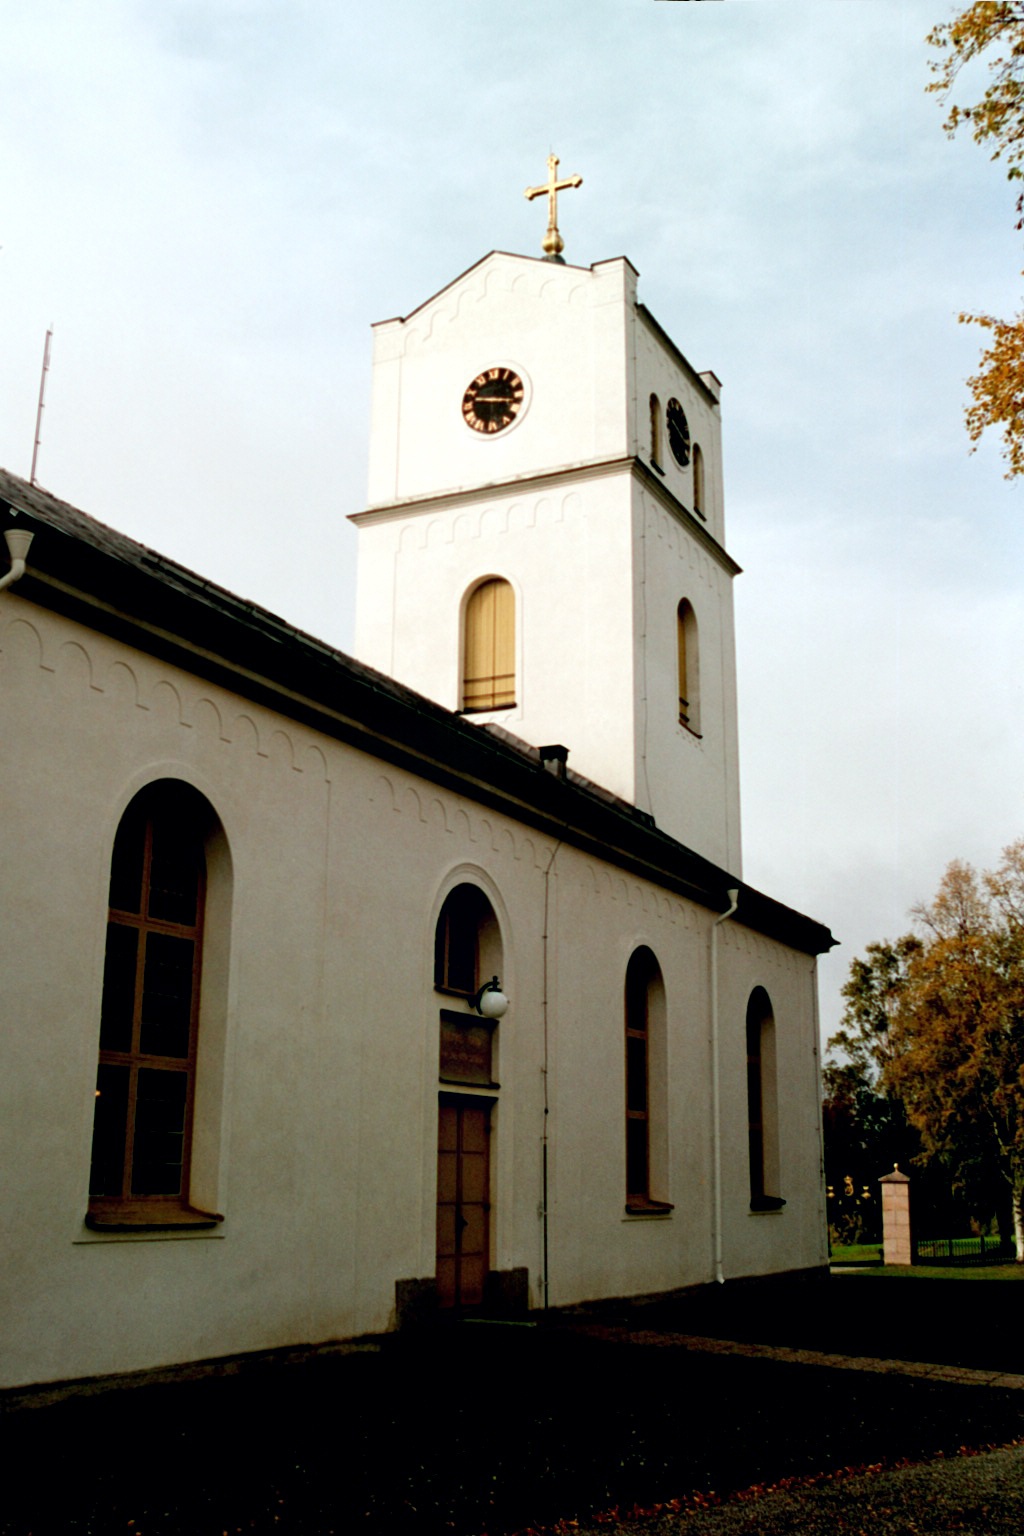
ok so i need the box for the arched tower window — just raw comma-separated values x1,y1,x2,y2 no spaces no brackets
649,394,662,468
677,599,700,734
88,780,221,1227
462,578,515,713
624,946,671,1212
693,443,705,517
746,987,784,1211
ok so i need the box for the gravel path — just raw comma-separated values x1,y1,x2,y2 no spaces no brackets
571,1445,1024,1536
6,1277,1024,1534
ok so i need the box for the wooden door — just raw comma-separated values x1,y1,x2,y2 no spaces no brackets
436,1097,491,1309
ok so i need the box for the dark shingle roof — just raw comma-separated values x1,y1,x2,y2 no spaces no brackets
0,465,835,955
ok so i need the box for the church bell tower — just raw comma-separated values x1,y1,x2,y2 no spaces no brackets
351,165,743,873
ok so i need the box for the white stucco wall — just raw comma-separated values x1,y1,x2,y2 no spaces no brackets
0,593,825,1390
631,482,743,871
354,469,638,811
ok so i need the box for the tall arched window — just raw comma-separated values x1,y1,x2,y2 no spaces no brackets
463,578,515,713
433,882,505,1310
649,393,662,468
746,987,784,1211
624,946,671,1212
693,443,705,517
88,781,222,1228
677,599,700,734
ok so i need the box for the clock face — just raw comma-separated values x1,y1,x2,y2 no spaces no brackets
666,398,691,467
462,367,525,434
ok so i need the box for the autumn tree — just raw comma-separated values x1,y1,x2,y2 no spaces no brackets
886,844,1024,1258
823,939,922,1243
928,3,1024,475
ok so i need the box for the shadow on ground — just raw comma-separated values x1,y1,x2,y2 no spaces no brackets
3,1275,1024,1536
584,1268,1024,1373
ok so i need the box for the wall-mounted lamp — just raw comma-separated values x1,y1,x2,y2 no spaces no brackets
0,527,34,594
470,976,509,1019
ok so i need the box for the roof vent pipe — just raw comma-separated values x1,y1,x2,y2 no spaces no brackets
0,527,34,594
539,744,569,780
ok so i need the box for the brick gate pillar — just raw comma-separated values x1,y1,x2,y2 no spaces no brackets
880,1165,912,1266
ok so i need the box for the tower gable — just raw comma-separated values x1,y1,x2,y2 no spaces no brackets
367,252,638,508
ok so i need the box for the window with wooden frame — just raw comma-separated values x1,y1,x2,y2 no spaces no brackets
624,946,671,1213
87,781,221,1229
434,883,500,997
693,442,705,518
434,883,504,1086
462,578,515,712
676,599,700,734
746,987,785,1212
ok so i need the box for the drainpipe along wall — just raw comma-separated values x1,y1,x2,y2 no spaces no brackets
710,888,740,1285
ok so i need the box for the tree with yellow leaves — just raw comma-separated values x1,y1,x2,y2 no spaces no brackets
928,3,1024,475
886,844,1024,1259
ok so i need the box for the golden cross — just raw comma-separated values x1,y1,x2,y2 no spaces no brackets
524,153,583,262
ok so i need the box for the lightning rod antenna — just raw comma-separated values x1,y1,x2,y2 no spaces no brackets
30,326,53,487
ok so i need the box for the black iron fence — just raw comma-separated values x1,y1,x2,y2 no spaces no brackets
913,1234,1015,1266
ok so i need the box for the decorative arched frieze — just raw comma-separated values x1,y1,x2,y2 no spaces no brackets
190,696,229,742
104,660,148,711
475,816,499,852
398,521,426,554
480,265,506,301
0,615,48,672
302,743,330,783
518,836,542,869
149,679,189,726
480,506,504,539
505,501,531,533
401,785,427,823
426,795,451,832
230,713,264,758
452,806,475,842
369,773,400,813
267,729,299,773
53,639,101,694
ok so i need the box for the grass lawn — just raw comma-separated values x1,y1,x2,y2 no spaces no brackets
837,1262,1024,1280
830,1242,883,1262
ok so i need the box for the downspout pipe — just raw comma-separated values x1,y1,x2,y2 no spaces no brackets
540,837,563,1313
711,887,740,1285
0,528,34,594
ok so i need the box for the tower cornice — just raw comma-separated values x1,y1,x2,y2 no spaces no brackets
351,455,741,577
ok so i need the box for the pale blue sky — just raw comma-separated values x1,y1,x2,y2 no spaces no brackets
2,0,1020,1039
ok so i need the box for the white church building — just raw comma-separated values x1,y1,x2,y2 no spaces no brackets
0,230,834,1392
